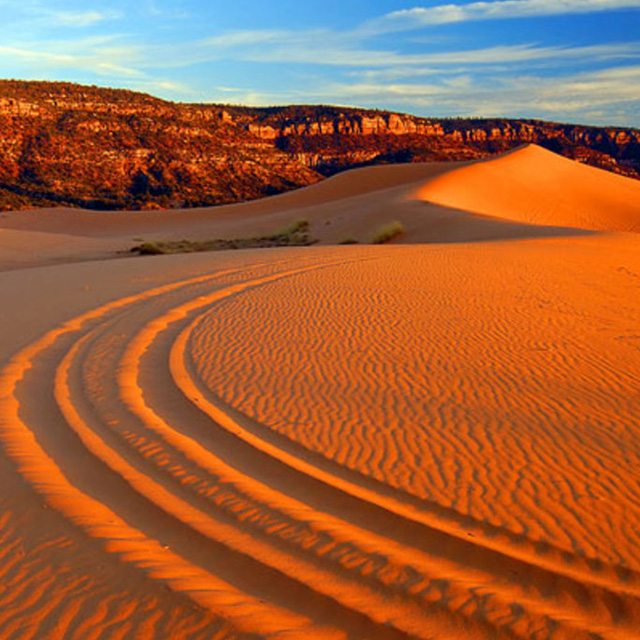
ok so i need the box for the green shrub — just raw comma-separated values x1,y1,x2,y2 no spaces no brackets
134,241,165,255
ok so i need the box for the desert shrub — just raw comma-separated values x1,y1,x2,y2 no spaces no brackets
132,239,221,254
134,241,165,255
371,221,404,244
268,218,310,240
131,219,317,256
339,237,359,244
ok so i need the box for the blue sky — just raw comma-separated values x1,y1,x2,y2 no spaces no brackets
1,0,639,126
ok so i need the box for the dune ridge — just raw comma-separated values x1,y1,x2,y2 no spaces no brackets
415,144,640,232
2,145,639,268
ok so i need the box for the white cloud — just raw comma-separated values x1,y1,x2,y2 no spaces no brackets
205,30,296,48
349,67,452,80
123,78,192,96
0,36,143,78
143,0,189,19
199,32,640,68
315,64,640,125
92,62,144,78
52,10,121,27
369,0,640,32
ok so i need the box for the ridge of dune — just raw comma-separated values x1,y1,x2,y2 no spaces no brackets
0,152,594,256
0,161,459,240
415,144,640,232
2,145,639,261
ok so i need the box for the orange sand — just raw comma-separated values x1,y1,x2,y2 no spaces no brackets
0,146,639,638
416,144,640,232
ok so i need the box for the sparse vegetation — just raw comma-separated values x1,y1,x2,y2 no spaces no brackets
339,237,359,244
131,219,316,255
268,218,310,240
371,221,405,244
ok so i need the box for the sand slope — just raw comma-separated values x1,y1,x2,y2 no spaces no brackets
0,149,639,638
0,228,122,271
416,144,640,232
0,162,459,244
5,145,639,258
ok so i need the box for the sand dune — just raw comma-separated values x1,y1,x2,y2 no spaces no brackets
416,144,640,232
0,161,459,243
0,149,639,638
6,145,636,253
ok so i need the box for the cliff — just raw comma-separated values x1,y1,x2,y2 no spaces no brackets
0,81,322,210
0,80,638,211
226,104,640,179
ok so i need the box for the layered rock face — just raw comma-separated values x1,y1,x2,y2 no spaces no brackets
0,81,322,210
0,81,638,210
227,105,640,179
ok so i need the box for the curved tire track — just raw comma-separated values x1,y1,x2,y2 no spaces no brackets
0,252,639,639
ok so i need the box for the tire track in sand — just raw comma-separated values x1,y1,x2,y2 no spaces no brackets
1,249,640,639
0,259,346,639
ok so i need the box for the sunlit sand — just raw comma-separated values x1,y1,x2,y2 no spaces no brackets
0,145,639,638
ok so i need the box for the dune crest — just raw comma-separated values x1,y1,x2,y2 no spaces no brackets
6,145,640,256
415,144,640,232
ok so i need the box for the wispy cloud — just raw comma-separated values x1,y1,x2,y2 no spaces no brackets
201,29,640,68
0,36,144,78
315,64,640,125
51,10,122,28
368,0,640,32
186,63,640,127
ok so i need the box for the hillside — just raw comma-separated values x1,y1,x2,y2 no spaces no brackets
0,81,322,211
0,80,639,210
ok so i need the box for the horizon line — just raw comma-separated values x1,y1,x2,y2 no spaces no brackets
0,77,638,132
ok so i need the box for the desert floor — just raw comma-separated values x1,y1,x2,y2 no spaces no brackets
0,145,639,639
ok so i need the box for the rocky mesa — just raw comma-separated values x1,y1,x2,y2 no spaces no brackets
0,80,638,210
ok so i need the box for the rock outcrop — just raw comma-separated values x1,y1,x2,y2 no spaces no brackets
226,105,640,179
0,81,322,210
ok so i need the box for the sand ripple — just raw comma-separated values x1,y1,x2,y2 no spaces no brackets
1,243,640,638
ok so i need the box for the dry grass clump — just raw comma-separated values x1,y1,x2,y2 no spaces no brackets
267,219,311,244
131,219,315,255
371,221,404,244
